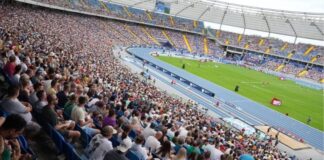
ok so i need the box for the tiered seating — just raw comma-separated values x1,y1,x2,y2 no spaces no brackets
129,25,152,45
161,30,176,47
183,34,193,53
32,0,205,34
0,3,319,160
142,27,161,46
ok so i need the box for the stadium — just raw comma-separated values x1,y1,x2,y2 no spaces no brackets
0,0,323,159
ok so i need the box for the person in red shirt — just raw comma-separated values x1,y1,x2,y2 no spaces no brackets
3,55,16,78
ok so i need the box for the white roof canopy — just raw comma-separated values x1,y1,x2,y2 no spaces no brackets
108,0,324,41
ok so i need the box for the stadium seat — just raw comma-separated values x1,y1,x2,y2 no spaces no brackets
74,124,92,148
63,141,83,160
17,135,37,160
126,150,143,160
110,135,120,148
50,125,65,154
128,129,137,140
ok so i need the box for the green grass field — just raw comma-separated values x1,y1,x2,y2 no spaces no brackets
157,56,324,131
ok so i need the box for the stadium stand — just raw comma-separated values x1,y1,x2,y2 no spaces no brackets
27,0,324,82
0,0,322,159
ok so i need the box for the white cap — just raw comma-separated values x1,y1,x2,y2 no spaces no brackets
117,137,132,152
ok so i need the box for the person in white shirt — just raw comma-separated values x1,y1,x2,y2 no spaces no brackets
178,126,188,138
130,135,152,160
142,123,157,139
202,141,223,160
71,96,100,136
144,131,162,153
87,126,117,160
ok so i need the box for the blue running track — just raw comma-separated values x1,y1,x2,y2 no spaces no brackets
127,47,324,151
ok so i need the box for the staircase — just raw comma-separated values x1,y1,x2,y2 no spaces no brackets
280,42,288,51
287,52,294,59
79,0,87,7
320,79,324,83
99,1,110,13
183,34,192,53
216,30,221,38
304,46,314,56
124,25,145,44
259,38,264,46
297,70,308,77
145,11,152,21
142,27,160,45
193,20,198,28
244,43,249,49
123,6,132,17
310,56,318,63
237,34,242,43
162,30,175,47
169,16,175,26
204,38,209,54
225,39,230,45
275,64,285,72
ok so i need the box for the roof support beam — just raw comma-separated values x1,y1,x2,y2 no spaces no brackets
219,5,229,30
286,19,298,44
311,22,324,37
129,0,153,8
262,11,271,37
242,9,246,35
174,1,201,16
196,5,211,21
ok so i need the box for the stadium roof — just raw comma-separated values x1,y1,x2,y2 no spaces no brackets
108,0,324,41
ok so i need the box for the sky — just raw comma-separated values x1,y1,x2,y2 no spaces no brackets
204,0,324,46
216,0,324,13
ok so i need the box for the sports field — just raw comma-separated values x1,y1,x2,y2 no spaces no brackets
157,56,324,131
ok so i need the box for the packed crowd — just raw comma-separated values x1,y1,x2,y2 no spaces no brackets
0,2,300,160
32,0,205,33
20,0,324,82
210,29,323,64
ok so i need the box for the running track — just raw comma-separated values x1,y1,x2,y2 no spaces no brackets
127,47,324,151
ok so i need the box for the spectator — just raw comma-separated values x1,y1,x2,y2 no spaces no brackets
87,125,117,160
3,55,16,78
34,90,48,114
0,114,27,160
145,131,162,153
102,108,117,128
130,135,152,160
156,140,173,160
63,94,77,118
0,85,33,123
41,94,80,140
71,96,100,136
103,136,132,160
142,122,157,139
172,147,187,160
56,82,70,107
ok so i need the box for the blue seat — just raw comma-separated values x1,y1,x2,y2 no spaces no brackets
129,129,137,140
63,141,82,160
126,150,144,160
110,135,120,148
17,136,37,160
50,125,65,154
75,124,92,148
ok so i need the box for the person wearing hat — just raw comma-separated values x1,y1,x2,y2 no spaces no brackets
87,126,117,160
129,135,152,160
103,135,132,160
